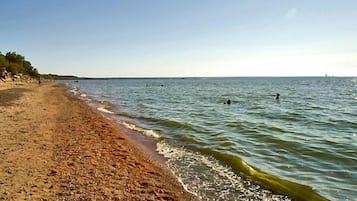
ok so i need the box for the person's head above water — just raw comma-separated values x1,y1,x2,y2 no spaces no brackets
276,93,280,100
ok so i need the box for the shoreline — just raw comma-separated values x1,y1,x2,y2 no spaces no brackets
64,81,329,201
77,93,168,164
0,82,198,200
69,81,327,200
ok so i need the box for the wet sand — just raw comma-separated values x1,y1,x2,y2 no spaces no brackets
0,82,197,200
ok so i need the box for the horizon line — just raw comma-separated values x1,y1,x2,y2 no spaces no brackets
65,75,354,79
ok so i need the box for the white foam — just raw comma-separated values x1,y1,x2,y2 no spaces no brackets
97,107,114,114
143,129,161,139
80,93,87,97
122,122,161,139
69,87,79,95
156,141,291,201
123,122,136,130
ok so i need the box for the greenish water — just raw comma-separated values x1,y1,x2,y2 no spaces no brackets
66,77,356,201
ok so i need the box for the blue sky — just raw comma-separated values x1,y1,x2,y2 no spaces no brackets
1,0,356,77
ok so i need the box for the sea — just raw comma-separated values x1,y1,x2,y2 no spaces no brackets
61,77,356,201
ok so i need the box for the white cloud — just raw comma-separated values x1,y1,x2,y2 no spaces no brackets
284,8,298,21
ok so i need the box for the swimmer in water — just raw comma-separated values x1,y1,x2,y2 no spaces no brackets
224,99,231,104
276,93,280,100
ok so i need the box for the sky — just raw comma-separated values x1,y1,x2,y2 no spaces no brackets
1,0,357,77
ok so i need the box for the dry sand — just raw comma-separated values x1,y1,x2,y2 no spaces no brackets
0,82,198,201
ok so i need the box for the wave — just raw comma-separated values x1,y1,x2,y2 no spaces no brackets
69,86,80,95
97,107,114,114
122,122,161,139
115,113,205,134
139,116,198,131
157,142,292,201
196,148,328,201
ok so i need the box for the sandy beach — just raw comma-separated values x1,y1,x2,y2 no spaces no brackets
0,82,197,201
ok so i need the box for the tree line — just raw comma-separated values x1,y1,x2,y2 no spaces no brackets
0,51,39,78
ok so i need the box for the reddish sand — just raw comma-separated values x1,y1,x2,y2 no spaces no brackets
0,82,198,200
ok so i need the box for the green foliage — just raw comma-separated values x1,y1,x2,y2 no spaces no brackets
0,54,9,69
0,51,39,78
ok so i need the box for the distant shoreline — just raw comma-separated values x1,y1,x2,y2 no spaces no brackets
50,75,354,80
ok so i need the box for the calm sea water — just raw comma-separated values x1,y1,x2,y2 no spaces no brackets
64,77,356,201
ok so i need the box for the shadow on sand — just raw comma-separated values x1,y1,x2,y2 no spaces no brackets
0,88,31,106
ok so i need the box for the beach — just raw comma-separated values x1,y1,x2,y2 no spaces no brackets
0,82,197,200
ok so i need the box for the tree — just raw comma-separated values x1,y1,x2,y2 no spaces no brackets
0,54,9,68
0,51,39,78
